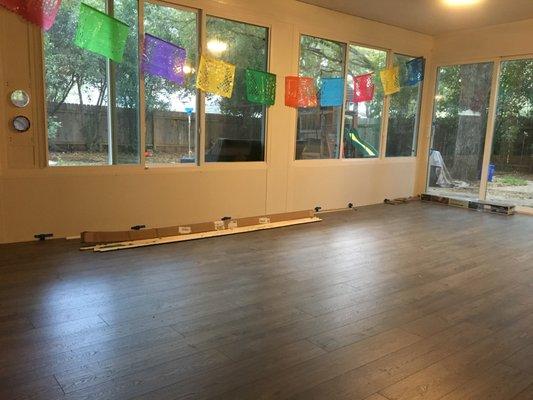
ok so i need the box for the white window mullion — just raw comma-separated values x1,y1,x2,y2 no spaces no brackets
339,43,350,159
138,0,146,167
379,49,393,159
198,10,206,166
106,0,118,165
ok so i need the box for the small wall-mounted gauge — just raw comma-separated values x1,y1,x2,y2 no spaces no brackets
12,115,31,132
10,90,30,108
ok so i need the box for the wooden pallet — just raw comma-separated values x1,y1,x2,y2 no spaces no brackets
421,193,515,215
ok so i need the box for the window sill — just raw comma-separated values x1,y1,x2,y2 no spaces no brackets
291,156,418,166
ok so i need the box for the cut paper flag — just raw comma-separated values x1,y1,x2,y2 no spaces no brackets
0,0,62,31
74,3,130,63
405,57,425,86
196,55,236,98
319,77,344,107
285,76,317,108
245,69,276,106
353,73,374,103
142,34,186,85
380,66,400,96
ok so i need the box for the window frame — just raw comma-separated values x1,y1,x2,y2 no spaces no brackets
40,0,272,169
342,41,391,161
384,52,425,158
292,32,426,163
141,0,201,167
39,3,425,169
202,14,271,164
295,33,348,161
42,0,142,168
425,53,533,215
425,59,497,200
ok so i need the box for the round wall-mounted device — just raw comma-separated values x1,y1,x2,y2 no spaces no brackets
10,90,30,108
12,115,31,132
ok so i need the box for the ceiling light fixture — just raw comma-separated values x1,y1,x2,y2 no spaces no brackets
443,0,482,7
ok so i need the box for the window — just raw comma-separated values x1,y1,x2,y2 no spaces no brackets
204,17,269,162
486,58,533,208
428,62,494,199
343,45,387,159
296,35,346,160
44,0,139,166
386,54,422,157
144,2,198,165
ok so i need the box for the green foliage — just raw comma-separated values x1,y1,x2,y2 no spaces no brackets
45,0,109,151
495,175,528,187
299,35,344,78
434,60,532,159
45,0,108,110
493,59,533,160
47,116,62,139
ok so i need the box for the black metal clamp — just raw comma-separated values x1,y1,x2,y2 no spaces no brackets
34,233,53,241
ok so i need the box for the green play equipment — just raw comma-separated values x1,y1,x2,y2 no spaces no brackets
344,129,378,157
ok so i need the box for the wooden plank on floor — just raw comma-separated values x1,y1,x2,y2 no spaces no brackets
288,322,493,400
378,313,533,400
82,210,316,245
91,217,321,252
438,363,533,400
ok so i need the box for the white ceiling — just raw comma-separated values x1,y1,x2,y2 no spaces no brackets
298,0,533,35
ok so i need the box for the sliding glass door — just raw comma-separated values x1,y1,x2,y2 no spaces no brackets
428,62,494,200
485,59,533,208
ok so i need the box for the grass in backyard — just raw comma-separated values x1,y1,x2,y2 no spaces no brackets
494,175,528,187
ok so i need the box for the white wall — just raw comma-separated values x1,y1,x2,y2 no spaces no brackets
434,18,533,65
1,0,436,243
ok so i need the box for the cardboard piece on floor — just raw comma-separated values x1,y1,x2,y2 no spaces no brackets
90,216,321,252
81,210,317,245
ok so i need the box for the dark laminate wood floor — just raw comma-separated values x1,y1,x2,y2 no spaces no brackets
0,203,532,400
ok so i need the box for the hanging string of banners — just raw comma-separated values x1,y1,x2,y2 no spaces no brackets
0,1,425,107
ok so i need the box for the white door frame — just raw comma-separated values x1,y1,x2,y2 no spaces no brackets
427,55,533,212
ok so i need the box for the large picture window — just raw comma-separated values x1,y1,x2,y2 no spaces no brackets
204,16,269,162
343,45,387,159
386,54,422,157
44,0,139,166
296,35,346,160
144,2,198,165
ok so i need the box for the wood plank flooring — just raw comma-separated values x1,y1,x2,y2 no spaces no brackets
0,202,532,399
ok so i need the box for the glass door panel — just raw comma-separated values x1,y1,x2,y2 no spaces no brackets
427,62,494,200
486,59,533,208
